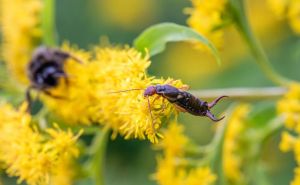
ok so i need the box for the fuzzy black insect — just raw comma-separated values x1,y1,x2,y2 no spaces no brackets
26,46,81,111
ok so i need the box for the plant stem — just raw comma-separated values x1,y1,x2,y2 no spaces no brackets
88,126,110,185
42,0,57,46
189,86,287,101
209,105,237,185
229,0,292,86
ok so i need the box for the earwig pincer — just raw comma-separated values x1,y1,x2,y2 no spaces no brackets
111,84,228,131
26,46,82,111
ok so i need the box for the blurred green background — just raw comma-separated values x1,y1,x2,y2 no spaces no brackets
2,0,300,184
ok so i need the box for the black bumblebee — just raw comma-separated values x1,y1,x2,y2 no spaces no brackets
26,46,82,111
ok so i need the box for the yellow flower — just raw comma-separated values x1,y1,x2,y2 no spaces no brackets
267,0,289,18
0,0,42,84
42,43,186,143
186,167,217,185
279,131,296,152
223,104,250,183
288,0,300,34
279,135,300,185
0,102,81,185
185,0,228,49
277,83,300,132
154,122,217,185
156,121,189,158
278,83,300,185
268,0,300,34
291,167,300,185
49,158,77,185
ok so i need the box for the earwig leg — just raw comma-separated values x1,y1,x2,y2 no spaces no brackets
208,96,228,109
205,111,225,122
153,98,167,120
151,95,160,105
146,96,156,133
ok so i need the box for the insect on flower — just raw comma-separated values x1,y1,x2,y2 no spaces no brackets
111,84,228,132
26,46,82,111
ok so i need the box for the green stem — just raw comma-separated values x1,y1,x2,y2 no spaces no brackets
88,126,110,185
229,0,292,86
208,105,236,185
42,0,57,46
189,86,287,101
261,116,284,143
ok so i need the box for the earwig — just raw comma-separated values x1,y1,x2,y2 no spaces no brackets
111,84,228,131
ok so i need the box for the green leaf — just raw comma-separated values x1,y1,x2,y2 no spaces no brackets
134,22,221,65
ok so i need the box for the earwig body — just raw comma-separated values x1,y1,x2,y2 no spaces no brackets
110,84,227,133
144,84,227,121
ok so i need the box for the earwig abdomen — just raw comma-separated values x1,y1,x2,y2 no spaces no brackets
154,84,226,121
166,91,208,116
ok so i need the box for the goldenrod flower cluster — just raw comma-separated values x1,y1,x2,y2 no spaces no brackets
0,0,42,84
223,104,250,184
185,0,228,49
154,122,217,185
0,102,81,185
278,83,300,185
42,43,185,143
268,0,300,34
278,83,300,131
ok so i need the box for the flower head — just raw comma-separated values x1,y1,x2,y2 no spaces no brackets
0,102,81,185
185,0,228,49
42,43,186,143
154,122,217,185
268,0,300,34
277,83,300,132
278,83,300,185
223,104,251,183
0,0,42,84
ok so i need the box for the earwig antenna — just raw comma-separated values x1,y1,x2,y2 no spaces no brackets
108,88,144,94
146,96,156,133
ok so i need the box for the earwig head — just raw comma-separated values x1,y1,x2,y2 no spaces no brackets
144,86,157,97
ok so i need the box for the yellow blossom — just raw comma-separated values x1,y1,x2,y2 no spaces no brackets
277,83,300,132
186,167,217,185
154,122,216,185
42,43,186,143
223,104,250,183
279,131,296,152
292,167,300,185
49,158,77,185
278,83,300,185
0,102,81,185
185,0,228,49
0,0,42,84
156,121,189,158
288,0,300,34
268,0,300,34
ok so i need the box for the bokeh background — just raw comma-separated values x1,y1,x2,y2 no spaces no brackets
1,0,300,184
59,0,299,185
